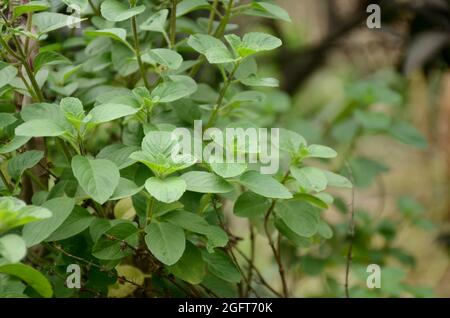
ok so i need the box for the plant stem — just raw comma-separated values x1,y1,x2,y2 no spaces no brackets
214,0,234,37
263,170,291,297
0,167,13,193
189,0,234,77
169,0,177,47
205,62,239,128
131,15,150,90
344,160,356,298
25,170,46,190
207,0,219,34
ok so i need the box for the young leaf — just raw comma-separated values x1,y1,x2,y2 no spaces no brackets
144,176,187,203
188,34,235,64
323,170,352,188
71,156,120,204
290,166,328,192
237,170,292,199
0,197,52,233
145,221,186,265
100,0,145,22
305,145,337,159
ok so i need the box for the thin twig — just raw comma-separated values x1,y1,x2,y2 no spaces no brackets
344,160,356,298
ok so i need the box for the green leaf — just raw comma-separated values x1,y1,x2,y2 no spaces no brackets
239,76,278,87
20,103,64,122
0,263,53,298
97,144,140,169
0,197,52,233
60,97,84,117
71,156,120,204
92,222,139,260
13,1,50,18
277,128,307,154
89,103,139,124
209,157,247,178
290,166,327,192
140,10,168,33
237,170,292,199
389,121,427,149
22,197,75,247
7,150,44,181
0,234,27,263
34,51,71,72
176,0,209,17
245,2,291,22
15,119,68,137
317,219,333,239
151,75,197,103
228,32,282,57
131,131,196,177
323,170,352,188
168,242,206,284
181,171,233,193
100,0,145,22
110,178,143,201
188,34,235,64
233,192,270,218
45,206,94,242
275,200,319,238
305,145,337,159
202,250,241,283
84,28,133,51
143,49,183,70
145,176,186,203
145,221,185,265
0,65,18,89
163,210,227,248
33,12,84,33
0,136,31,154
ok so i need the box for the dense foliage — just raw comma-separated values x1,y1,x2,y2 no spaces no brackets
0,0,431,298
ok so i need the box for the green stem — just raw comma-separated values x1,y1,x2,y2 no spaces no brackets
207,0,219,34
205,62,239,128
169,0,177,47
0,167,13,193
214,0,234,37
189,0,234,77
131,15,150,90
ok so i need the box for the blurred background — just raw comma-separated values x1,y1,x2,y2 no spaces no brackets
222,0,450,297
